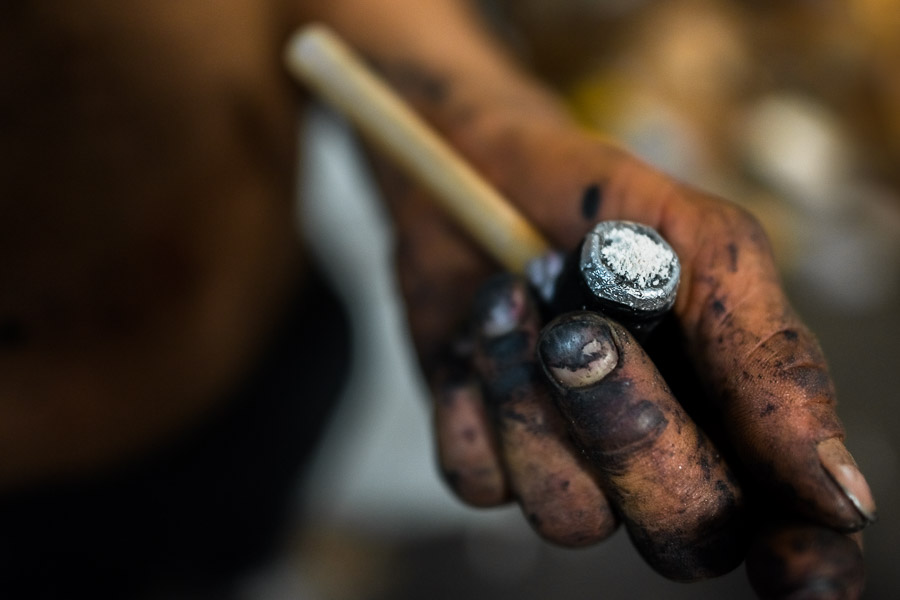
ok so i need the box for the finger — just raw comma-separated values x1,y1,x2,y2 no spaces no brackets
745,522,865,600
472,274,618,547
499,144,876,533
377,171,511,507
538,311,746,581
432,338,509,507
674,204,877,532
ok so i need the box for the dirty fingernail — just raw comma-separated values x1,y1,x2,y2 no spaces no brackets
818,438,877,525
539,313,618,389
473,274,531,338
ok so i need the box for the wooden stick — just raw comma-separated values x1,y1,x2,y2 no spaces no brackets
284,24,551,274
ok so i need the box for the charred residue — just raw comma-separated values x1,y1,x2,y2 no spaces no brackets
580,183,602,221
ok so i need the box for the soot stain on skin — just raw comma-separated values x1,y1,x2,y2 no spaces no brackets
727,243,739,273
761,403,777,417
699,454,712,481
563,390,669,460
711,299,727,317
782,329,799,341
627,488,746,580
483,362,538,406
580,184,602,221
786,366,834,399
484,329,531,359
500,407,531,427
0,317,27,349
430,333,478,397
714,479,730,497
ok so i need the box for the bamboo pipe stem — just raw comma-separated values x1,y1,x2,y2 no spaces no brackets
284,24,551,274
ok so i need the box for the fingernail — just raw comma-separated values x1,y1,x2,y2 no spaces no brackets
473,274,531,338
538,313,618,389
818,438,877,525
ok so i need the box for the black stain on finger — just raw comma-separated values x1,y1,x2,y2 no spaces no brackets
627,511,745,581
699,454,712,482
627,486,746,581
561,390,669,471
483,331,532,365
483,362,539,407
727,243,739,273
539,316,617,374
499,407,530,427
785,366,834,400
782,329,799,341
581,184,602,221
711,299,726,317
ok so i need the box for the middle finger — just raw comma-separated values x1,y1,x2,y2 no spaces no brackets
538,311,747,580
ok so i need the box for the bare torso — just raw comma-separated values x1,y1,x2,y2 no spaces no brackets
0,0,308,487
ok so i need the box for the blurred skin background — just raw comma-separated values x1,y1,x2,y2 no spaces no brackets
287,1,900,599
2,0,898,598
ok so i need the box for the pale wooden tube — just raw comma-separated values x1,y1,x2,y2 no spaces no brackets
284,24,551,274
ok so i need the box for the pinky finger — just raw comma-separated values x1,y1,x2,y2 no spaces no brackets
434,377,509,507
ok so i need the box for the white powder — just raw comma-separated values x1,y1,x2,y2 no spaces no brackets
600,227,674,288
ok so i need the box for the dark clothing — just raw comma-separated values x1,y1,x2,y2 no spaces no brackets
0,270,351,599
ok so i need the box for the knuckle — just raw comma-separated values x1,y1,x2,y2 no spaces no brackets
561,389,669,465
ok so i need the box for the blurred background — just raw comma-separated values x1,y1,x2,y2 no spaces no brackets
246,1,900,598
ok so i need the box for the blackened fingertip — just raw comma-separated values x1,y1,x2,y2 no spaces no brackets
473,273,533,338
538,312,619,389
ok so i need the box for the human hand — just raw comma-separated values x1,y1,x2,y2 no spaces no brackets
377,122,872,595
298,2,873,594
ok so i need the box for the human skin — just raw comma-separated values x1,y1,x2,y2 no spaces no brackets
303,0,873,595
0,0,873,596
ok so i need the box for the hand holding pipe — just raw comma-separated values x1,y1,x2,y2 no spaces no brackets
285,27,874,591
284,25,679,335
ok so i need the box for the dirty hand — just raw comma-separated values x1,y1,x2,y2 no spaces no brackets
379,122,872,596
309,0,873,595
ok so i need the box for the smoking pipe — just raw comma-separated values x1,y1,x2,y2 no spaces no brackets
284,25,680,336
